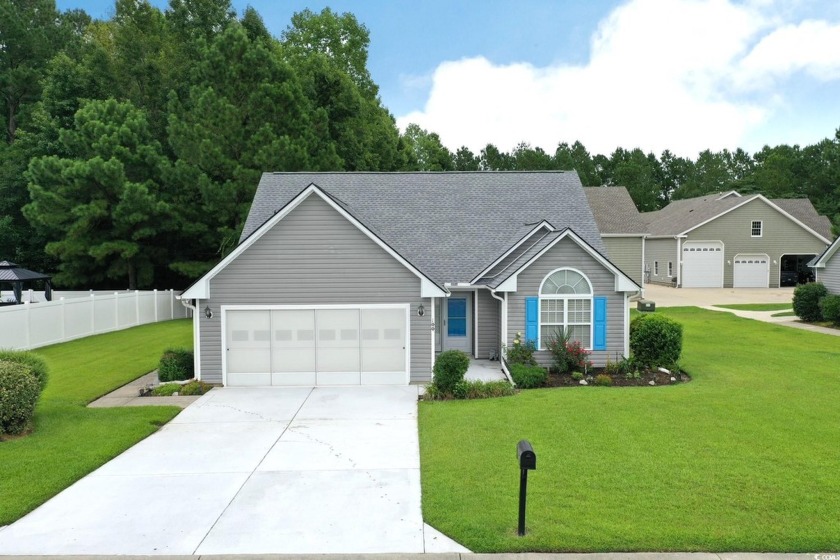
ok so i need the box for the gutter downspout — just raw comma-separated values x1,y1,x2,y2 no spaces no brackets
180,298,201,381
490,289,513,384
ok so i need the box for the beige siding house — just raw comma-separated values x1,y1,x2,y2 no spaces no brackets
181,172,641,387
584,187,648,287
640,191,833,288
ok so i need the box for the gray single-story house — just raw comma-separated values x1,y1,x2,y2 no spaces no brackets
810,236,840,294
180,172,640,386
641,191,833,288
584,186,648,288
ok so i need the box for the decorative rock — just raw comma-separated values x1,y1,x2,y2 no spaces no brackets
579,379,588,385
658,367,671,374
670,376,677,382
648,380,656,386
172,391,179,396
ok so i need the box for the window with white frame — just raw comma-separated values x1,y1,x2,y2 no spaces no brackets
751,220,763,237
667,261,673,277
654,261,659,275
539,268,592,349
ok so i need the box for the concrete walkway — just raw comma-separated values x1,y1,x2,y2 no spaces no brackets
0,386,468,555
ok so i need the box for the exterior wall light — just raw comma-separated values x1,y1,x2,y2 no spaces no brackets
417,303,425,317
204,305,213,319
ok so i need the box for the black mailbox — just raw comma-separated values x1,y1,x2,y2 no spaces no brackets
517,439,536,470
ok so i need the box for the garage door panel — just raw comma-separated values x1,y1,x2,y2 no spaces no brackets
361,309,406,378
682,242,723,288
362,371,406,385
226,310,271,377
734,255,769,288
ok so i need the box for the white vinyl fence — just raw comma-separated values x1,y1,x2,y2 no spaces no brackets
0,290,189,350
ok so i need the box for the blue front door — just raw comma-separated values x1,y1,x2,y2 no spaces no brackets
443,296,471,352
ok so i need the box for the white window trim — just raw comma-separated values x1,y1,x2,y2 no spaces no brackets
537,268,594,351
751,220,763,238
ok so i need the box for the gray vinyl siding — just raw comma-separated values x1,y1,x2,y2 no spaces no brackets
602,236,644,286
476,289,501,360
820,254,840,295
199,194,431,384
506,237,627,368
644,238,679,286
688,199,829,288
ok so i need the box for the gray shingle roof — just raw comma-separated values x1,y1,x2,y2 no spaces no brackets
641,192,833,240
241,171,605,285
583,187,648,235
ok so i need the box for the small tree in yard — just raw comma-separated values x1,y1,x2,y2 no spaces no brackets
433,350,470,394
630,313,683,369
793,283,828,322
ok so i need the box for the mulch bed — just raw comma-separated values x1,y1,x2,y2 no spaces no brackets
543,368,690,387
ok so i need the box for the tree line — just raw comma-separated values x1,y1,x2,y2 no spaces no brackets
2,0,838,289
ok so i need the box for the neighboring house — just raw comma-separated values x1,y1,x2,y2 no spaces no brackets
810,236,840,294
584,186,648,287
641,191,833,288
180,172,640,387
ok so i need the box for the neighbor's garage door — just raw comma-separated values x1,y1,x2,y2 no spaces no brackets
224,307,408,386
681,241,724,288
733,254,769,288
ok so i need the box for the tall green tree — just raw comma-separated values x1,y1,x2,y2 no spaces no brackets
401,123,453,171
554,141,601,185
24,99,174,289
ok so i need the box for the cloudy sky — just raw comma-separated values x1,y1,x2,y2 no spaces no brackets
60,0,840,158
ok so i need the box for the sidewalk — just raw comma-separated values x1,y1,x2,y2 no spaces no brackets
87,371,203,408
701,306,840,337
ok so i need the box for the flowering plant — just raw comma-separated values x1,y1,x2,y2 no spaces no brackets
505,332,537,366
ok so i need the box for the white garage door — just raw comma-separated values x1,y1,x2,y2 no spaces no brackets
733,254,769,288
682,242,724,288
224,306,408,386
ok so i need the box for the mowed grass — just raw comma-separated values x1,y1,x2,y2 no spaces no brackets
0,320,192,525
419,307,840,552
715,303,792,311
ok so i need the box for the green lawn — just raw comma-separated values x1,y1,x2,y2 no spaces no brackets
715,303,792,311
0,320,192,525
419,307,840,552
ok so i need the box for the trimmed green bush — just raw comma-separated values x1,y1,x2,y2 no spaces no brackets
433,350,470,393
158,348,194,382
151,383,181,396
793,282,828,322
179,380,212,396
630,313,683,368
594,374,613,387
819,294,840,326
452,380,515,399
0,350,49,393
509,363,548,388
0,361,40,436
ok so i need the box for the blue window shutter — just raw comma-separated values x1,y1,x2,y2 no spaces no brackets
593,296,607,351
525,297,539,345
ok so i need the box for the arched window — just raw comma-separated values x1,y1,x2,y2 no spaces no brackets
538,268,593,349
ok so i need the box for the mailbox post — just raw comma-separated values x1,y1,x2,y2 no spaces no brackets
516,439,536,536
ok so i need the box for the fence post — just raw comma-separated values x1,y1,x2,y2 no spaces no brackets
91,293,96,334
25,301,31,349
170,289,174,319
114,292,119,329
60,297,66,341
153,289,158,322
135,290,140,326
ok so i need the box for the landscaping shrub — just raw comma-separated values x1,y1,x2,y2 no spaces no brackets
594,374,613,386
0,361,40,436
452,380,515,399
179,380,212,396
545,328,592,374
151,383,181,397
433,350,470,393
819,294,840,326
509,363,547,388
158,348,194,382
630,313,683,368
0,350,49,393
506,332,537,365
793,282,828,322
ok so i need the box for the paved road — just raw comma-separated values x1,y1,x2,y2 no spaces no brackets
0,386,467,555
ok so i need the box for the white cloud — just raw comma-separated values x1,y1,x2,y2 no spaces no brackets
397,0,840,158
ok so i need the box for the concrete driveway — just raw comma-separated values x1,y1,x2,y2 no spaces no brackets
0,386,466,555
641,283,794,307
